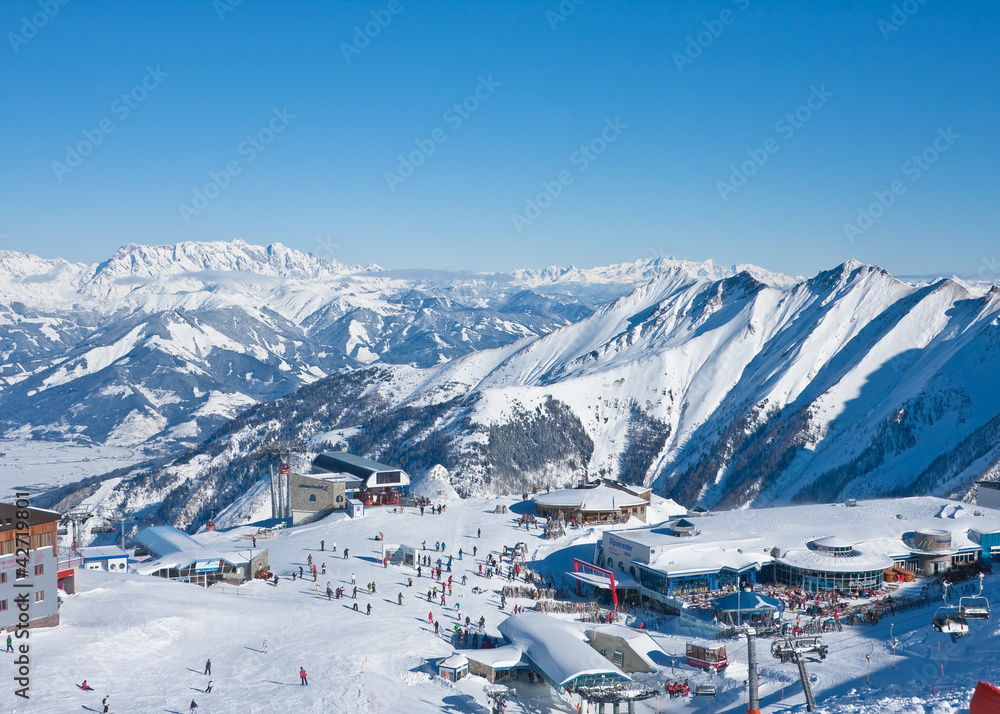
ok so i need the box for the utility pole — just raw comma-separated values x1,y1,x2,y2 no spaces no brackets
745,626,761,714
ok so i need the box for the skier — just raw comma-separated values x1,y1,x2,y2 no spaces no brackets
299,565,304,577
80,680,93,691
428,611,434,624
315,584,320,596
327,586,333,600
5,635,12,652
434,620,440,635
300,667,308,685
205,679,214,693
204,659,212,675
332,541,337,554
321,563,326,574
398,592,403,605
367,603,372,615
351,572,356,585
321,540,324,551
307,554,312,566
344,548,349,559
477,528,481,538
103,695,109,713
353,585,358,598
473,546,477,556
262,638,268,653
190,700,199,711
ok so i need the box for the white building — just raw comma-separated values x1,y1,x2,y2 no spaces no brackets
79,545,129,573
591,497,1000,603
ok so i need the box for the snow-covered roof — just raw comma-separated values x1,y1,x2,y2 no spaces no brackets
79,545,127,560
811,535,855,549
135,526,251,575
314,452,403,476
136,526,206,558
462,645,531,670
587,625,666,669
497,613,631,687
438,653,468,669
534,486,647,513
778,547,895,573
615,497,1000,578
645,543,768,576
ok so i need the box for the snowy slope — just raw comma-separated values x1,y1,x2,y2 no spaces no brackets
48,257,1000,536
8,494,999,714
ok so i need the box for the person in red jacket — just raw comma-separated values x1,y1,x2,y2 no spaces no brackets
300,667,308,685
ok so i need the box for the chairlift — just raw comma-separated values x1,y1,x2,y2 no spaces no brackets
959,596,991,620
958,573,990,621
932,606,969,637
771,636,828,664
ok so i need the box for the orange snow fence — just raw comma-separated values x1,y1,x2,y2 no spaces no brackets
970,681,1000,714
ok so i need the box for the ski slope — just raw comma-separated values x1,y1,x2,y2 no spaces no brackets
6,494,999,713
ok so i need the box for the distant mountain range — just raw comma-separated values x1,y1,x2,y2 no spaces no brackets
20,243,1000,535
2,239,762,452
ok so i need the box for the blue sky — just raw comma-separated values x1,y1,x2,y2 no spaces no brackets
1,0,997,278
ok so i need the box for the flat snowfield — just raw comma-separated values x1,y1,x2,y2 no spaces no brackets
5,497,998,713
0,438,143,500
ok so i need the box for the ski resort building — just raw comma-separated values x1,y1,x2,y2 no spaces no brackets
493,613,631,690
79,545,128,573
533,485,649,525
312,452,410,496
586,625,667,674
0,503,61,631
135,526,268,587
590,497,1000,605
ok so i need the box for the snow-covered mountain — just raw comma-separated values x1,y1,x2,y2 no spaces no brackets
2,240,761,451
36,256,1000,534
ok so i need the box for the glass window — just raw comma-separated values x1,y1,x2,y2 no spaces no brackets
34,564,43,576
35,591,44,602
0,600,6,611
